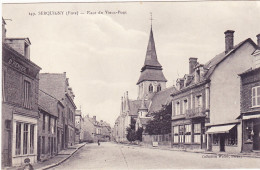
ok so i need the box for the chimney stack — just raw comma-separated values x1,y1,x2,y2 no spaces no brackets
189,58,198,74
224,30,235,54
93,116,96,121
257,34,260,47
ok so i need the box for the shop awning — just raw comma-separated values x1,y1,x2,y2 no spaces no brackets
243,114,260,120
206,124,236,134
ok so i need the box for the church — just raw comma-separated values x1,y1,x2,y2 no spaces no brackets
113,24,176,142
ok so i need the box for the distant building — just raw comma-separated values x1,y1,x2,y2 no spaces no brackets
39,73,77,148
2,19,41,166
238,34,260,152
81,115,111,142
75,110,83,144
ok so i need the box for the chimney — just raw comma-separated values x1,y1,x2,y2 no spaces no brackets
189,58,198,74
93,116,96,121
224,30,235,54
257,34,260,47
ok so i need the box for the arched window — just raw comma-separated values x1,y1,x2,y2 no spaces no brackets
149,84,153,93
157,84,161,92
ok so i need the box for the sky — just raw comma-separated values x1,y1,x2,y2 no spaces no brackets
2,1,260,126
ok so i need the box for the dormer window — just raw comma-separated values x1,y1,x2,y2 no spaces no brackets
157,84,161,92
149,84,153,93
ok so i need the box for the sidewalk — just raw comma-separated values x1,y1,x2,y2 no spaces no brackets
121,142,260,158
5,143,86,170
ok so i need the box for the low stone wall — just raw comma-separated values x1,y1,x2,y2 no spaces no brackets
142,134,171,146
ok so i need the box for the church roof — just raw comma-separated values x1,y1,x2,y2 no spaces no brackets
128,100,151,116
149,86,176,114
137,27,167,84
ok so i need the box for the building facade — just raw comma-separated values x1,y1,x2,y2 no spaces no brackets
75,110,83,144
2,19,41,167
37,90,64,161
171,58,210,150
39,73,77,148
205,31,258,153
238,35,260,152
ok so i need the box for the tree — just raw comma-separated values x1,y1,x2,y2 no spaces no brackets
145,103,172,135
126,117,136,142
136,127,143,141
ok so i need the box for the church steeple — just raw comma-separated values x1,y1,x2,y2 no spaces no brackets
137,17,167,100
141,27,162,71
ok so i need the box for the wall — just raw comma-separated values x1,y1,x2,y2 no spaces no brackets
138,81,166,100
210,42,255,125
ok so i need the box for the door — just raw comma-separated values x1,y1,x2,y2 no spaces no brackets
253,119,260,150
220,134,225,152
37,136,41,161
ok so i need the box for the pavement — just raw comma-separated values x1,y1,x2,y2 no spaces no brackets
4,143,86,170
53,142,260,169
132,142,260,158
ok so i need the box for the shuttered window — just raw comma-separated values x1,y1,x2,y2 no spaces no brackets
23,80,31,109
252,86,260,107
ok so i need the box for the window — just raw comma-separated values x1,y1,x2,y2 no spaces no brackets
226,126,237,146
157,84,161,92
183,99,188,114
173,126,179,142
42,136,45,154
185,124,191,143
194,123,201,143
54,119,56,133
23,124,29,154
43,113,45,130
213,134,219,145
149,84,153,93
195,95,203,109
175,101,180,115
252,86,260,107
48,137,51,154
58,108,60,122
30,125,34,154
179,125,184,143
48,115,51,132
54,138,56,153
16,123,22,155
23,80,31,109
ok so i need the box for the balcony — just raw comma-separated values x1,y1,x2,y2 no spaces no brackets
185,107,206,119
172,113,186,120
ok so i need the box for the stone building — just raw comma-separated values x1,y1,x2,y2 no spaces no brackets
39,73,77,148
38,90,63,161
204,31,258,153
171,57,210,150
114,25,176,143
238,34,260,152
2,19,41,166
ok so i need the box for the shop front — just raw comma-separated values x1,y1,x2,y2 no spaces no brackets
241,114,260,152
206,123,242,153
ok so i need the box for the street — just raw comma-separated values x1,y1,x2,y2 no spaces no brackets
54,142,260,169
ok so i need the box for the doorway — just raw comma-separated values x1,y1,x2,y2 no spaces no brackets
253,119,260,150
220,134,225,152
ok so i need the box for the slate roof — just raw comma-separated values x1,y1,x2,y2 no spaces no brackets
38,90,59,117
137,69,167,84
128,100,151,116
203,38,257,79
149,86,176,114
137,28,167,84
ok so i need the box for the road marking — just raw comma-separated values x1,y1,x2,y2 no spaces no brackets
119,146,129,170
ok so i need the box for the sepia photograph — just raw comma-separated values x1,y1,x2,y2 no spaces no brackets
1,1,260,169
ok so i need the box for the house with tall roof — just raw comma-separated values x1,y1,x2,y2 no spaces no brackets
114,25,176,143
39,72,77,148
2,19,41,167
237,34,260,153
171,31,259,153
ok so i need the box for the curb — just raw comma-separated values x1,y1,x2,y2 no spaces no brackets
38,143,87,170
121,143,260,159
